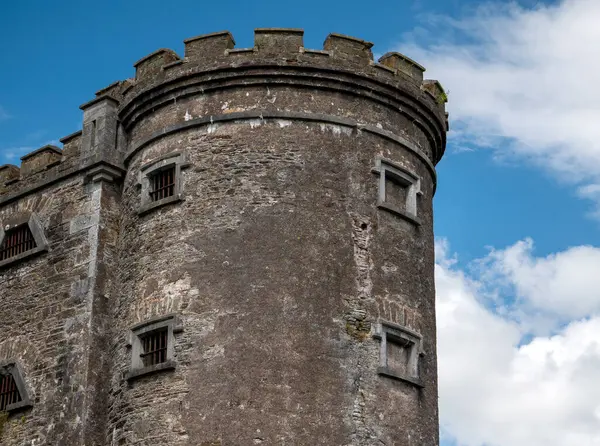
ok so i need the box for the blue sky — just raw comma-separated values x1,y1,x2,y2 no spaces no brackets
2,1,600,445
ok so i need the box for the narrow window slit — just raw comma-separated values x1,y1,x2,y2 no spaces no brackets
90,120,97,147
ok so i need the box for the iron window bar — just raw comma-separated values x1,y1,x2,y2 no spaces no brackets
0,373,21,411
140,328,169,367
149,166,176,202
0,225,37,261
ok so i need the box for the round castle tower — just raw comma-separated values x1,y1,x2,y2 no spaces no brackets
106,29,448,445
0,28,447,446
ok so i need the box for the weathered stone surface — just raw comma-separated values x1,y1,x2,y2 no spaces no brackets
19,145,62,178
0,28,447,446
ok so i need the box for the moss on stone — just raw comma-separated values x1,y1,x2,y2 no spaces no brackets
0,411,8,438
346,320,371,341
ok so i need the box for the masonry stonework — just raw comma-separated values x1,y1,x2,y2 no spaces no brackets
0,28,447,445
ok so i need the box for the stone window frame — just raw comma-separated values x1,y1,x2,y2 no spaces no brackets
373,319,424,388
125,314,183,381
0,360,33,412
137,152,189,215
372,157,422,226
0,213,49,269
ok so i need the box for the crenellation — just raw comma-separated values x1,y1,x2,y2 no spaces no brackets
0,165,20,185
422,79,447,106
254,28,304,54
379,52,425,83
59,130,82,159
183,30,235,61
162,59,185,71
370,61,397,74
120,78,136,97
133,48,180,81
19,145,62,179
323,32,374,65
95,81,122,98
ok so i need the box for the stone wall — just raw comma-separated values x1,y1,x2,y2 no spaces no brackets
108,117,438,445
0,28,447,446
0,176,114,445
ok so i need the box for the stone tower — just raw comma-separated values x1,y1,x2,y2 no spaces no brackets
0,29,447,445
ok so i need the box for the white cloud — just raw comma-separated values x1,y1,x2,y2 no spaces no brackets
0,140,59,164
476,238,600,321
436,239,600,446
1,146,34,162
399,0,600,211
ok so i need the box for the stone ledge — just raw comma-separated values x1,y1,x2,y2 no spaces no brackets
5,399,33,413
125,360,176,381
299,47,330,57
377,366,424,388
0,245,48,270
377,202,422,226
227,48,255,55
85,165,123,184
138,194,184,216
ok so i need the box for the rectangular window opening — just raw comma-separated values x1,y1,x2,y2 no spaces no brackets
140,328,169,367
386,337,413,377
385,176,409,212
0,225,37,261
149,166,176,202
0,373,22,411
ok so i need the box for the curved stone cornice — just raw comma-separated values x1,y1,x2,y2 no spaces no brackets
123,110,439,194
118,63,447,165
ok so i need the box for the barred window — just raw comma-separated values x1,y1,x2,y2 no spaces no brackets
126,315,182,380
0,225,37,261
140,328,169,367
138,153,188,215
149,166,176,202
0,372,22,411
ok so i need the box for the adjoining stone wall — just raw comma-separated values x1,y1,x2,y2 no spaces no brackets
0,177,102,445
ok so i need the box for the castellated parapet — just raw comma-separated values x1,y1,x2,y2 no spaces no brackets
0,28,447,445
